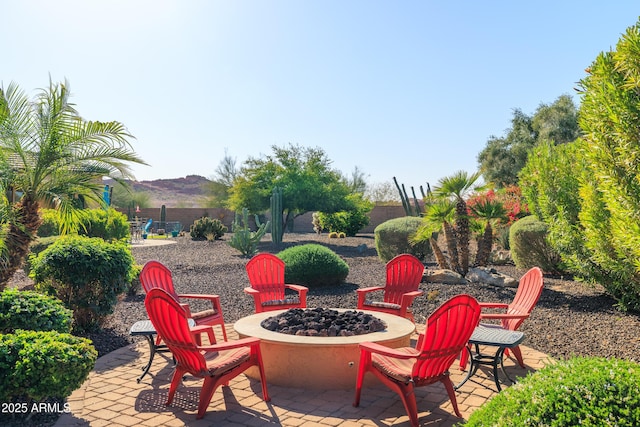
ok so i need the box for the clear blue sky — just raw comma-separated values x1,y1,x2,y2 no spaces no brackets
2,1,639,190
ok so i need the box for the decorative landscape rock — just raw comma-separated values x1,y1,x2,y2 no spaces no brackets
423,269,468,285
261,307,387,336
466,267,518,288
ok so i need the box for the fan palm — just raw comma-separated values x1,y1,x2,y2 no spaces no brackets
0,80,146,286
470,198,507,266
413,199,458,272
434,171,482,275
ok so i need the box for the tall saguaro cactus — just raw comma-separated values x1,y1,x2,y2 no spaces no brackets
160,204,166,228
271,186,283,245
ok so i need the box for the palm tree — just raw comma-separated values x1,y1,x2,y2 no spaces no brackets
0,80,146,286
470,198,507,266
413,199,458,272
434,171,482,275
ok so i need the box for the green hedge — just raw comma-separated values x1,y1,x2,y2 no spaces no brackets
31,235,136,332
0,330,96,402
374,216,431,263
509,215,560,272
0,289,72,334
278,244,349,287
463,357,640,426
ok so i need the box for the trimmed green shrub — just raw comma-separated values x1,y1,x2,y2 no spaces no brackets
463,357,640,426
0,289,72,334
23,235,59,276
374,216,431,263
37,209,61,237
78,208,130,241
278,244,349,287
30,235,136,332
190,216,227,240
0,330,96,403
509,215,560,272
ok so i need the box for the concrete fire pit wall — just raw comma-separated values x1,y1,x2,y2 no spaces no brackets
234,309,416,390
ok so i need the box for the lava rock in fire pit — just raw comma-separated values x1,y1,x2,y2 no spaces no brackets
260,307,387,336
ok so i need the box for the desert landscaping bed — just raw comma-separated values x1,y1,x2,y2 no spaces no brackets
11,233,640,362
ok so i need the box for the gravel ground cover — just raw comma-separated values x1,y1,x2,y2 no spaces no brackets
73,232,640,362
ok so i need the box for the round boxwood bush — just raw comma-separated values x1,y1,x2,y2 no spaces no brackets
463,357,640,426
31,235,136,332
0,330,97,403
374,216,431,263
0,289,72,334
278,244,349,287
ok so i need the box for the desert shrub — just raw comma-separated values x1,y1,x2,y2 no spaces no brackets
37,209,61,237
190,216,227,241
30,236,136,332
0,289,72,334
78,208,130,241
374,216,431,263
463,357,640,427
509,215,561,272
278,244,349,287
314,194,373,236
0,330,96,403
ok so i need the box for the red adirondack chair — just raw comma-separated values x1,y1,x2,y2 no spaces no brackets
356,254,425,322
353,294,481,426
244,253,308,313
140,260,228,341
144,288,269,419
459,266,544,370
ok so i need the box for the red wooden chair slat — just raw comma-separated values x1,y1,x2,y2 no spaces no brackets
356,254,425,322
144,288,269,419
140,260,227,341
244,253,308,313
353,294,481,427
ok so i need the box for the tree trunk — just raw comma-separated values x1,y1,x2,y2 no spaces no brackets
455,200,470,275
0,197,41,288
442,221,461,274
429,235,450,270
474,222,493,267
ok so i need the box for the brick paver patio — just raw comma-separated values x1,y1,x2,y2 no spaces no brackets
56,324,552,426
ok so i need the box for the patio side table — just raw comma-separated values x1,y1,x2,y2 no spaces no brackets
455,324,525,392
129,320,171,383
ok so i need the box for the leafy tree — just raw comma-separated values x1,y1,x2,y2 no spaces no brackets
365,181,402,204
109,182,151,210
0,80,145,286
203,149,238,207
343,166,368,194
227,144,353,240
478,95,580,187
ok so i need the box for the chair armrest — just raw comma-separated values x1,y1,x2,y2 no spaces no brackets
359,341,418,359
177,293,221,301
356,287,385,308
179,303,193,318
285,284,308,292
479,302,509,309
244,287,260,295
481,313,530,320
190,324,217,345
200,337,261,352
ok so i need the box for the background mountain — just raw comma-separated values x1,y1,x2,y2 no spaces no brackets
105,175,212,208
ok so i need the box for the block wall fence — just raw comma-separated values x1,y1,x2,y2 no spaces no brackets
118,205,407,234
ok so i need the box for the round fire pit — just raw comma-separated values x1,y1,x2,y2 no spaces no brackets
234,308,415,390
